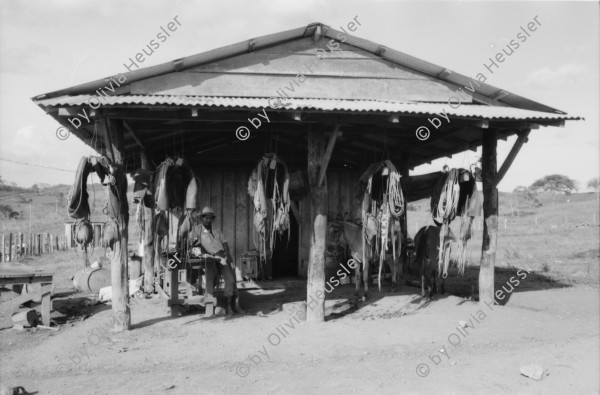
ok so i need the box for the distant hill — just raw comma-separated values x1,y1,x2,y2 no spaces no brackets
0,183,137,236
0,181,597,238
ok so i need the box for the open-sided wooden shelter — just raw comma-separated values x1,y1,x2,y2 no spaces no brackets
33,22,579,323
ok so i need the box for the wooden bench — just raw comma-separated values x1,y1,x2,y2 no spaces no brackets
156,253,219,318
0,262,53,327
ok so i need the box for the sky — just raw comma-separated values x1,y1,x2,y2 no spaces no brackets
0,0,598,192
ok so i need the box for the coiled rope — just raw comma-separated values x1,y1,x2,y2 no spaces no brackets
435,169,460,223
435,169,460,278
387,171,405,217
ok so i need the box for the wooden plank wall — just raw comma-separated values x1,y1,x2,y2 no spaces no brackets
298,171,361,277
169,169,363,278
193,170,255,278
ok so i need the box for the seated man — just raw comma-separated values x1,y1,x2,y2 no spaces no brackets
190,206,242,315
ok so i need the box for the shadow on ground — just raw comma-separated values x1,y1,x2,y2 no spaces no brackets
86,264,575,329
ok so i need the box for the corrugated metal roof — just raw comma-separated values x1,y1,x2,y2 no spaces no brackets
32,22,566,115
35,94,581,121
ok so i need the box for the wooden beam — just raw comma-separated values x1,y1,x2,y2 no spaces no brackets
306,127,327,322
98,117,115,161
399,152,409,288
123,121,156,166
494,129,531,188
313,24,322,41
489,122,539,130
106,117,131,331
140,152,155,295
318,124,341,186
479,129,498,306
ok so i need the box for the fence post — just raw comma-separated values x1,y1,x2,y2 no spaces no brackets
19,233,23,259
8,233,13,262
1,234,4,262
65,223,72,249
94,224,101,248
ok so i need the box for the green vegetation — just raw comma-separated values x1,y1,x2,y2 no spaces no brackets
530,174,577,196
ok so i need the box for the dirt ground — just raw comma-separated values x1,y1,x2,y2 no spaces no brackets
1,272,599,395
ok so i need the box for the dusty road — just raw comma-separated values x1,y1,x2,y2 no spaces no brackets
1,280,599,395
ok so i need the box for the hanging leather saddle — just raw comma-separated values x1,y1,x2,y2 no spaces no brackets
67,157,93,219
75,218,94,248
103,219,119,249
103,164,129,224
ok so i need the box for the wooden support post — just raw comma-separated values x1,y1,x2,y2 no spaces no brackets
8,233,13,262
306,128,328,322
17,232,21,258
169,268,178,317
1,234,5,262
41,290,52,326
94,224,101,248
140,152,155,295
103,117,131,331
204,261,215,317
494,130,531,188
317,124,341,187
399,154,410,279
64,224,72,249
479,130,498,305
